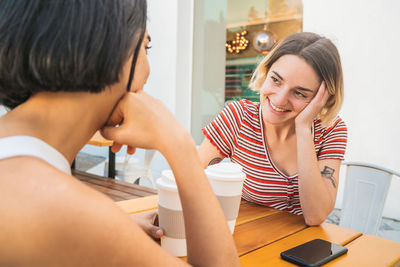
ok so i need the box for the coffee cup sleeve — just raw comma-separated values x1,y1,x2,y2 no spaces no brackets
217,195,242,220
158,205,186,239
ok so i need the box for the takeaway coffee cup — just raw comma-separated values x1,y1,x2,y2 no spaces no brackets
205,162,246,234
156,170,186,257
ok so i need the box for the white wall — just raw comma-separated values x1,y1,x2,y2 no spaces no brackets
82,0,195,178
303,0,400,220
146,0,178,111
145,0,193,131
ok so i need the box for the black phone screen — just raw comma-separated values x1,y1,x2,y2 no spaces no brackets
280,239,348,267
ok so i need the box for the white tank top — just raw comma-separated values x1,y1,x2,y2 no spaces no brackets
0,136,71,174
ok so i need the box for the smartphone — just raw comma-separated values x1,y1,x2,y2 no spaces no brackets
280,238,348,267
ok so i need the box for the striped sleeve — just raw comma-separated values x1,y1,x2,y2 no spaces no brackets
317,117,348,160
202,101,244,158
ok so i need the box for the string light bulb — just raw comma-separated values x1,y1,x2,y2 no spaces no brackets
226,30,249,54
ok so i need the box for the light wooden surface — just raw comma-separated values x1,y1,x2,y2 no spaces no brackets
326,234,400,267
108,192,400,266
240,223,362,266
234,209,307,256
116,195,158,214
78,172,400,266
78,171,400,266
235,200,280,226
87,131,113,147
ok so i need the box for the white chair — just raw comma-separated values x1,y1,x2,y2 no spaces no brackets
112,149,157,189
339,161,400,235
131,149,156,188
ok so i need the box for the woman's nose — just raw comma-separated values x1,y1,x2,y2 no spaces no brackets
271,88,289,106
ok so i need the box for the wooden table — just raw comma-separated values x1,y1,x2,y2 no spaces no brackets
75,173,400,266
73,170,157,201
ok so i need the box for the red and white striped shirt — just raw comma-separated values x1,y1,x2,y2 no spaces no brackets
202,100,347,215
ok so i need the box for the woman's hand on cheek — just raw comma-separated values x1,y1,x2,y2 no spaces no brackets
295,81,329,129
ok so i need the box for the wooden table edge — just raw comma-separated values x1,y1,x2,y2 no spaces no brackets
88,131,113,147
116,195,159,214
236,209,282,226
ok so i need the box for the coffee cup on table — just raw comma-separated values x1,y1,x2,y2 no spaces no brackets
156,170,186,257
205,162,245,234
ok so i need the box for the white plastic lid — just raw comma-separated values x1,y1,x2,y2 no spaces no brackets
156,169,178,192
205,162,246,181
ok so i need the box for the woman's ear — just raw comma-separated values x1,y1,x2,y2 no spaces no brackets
325,93,335,109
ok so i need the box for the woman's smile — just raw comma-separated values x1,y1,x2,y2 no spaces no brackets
267,97,290,114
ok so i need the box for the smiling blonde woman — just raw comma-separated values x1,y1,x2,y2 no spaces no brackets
199,32,347,226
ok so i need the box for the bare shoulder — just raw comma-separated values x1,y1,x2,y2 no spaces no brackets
0,157,185,266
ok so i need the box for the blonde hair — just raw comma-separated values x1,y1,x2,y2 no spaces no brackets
249,32,344,126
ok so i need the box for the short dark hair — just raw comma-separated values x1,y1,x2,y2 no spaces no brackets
0,0,147,109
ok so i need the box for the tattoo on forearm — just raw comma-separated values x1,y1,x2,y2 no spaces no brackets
321,166,337,188
208,158,222,166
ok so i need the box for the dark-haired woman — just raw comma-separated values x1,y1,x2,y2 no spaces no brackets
0,0,239,266
199,32,347,226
